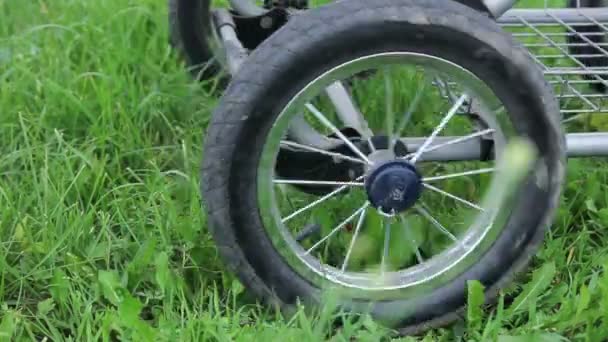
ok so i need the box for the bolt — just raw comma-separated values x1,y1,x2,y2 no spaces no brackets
260,16,273,29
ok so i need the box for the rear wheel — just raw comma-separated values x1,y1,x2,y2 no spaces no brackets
168,0,313,81
169,0,224,81
202,0,565,333
168,0,494,82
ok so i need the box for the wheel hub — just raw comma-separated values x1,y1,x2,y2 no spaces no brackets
364,159,422,214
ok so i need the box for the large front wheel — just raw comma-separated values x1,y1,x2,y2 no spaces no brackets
201,0,565,333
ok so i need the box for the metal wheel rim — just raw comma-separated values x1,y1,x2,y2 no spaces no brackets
257,52,529,300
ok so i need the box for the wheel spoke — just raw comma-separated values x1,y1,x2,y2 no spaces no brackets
280,140,367,165
384,67,395,150
282,175,365,223
414,205,459,243
367,138,376,153
422,168,495,182
288,114,340,150
325,82,373,139
410,94,469,164
341,207,367,272
305,202,370,255
395,76,426,140
399,215,424,264
381,217,392,274
274,179,365,187
422,183,484,211
405,128,495,160
305,103,372,165
401,128,495,162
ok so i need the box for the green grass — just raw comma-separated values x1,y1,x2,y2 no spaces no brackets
1,0,608,341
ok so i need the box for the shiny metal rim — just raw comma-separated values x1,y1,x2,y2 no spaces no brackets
257,52,532,300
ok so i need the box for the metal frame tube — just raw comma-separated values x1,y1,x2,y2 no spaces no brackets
325,82,374,139
401,132,608,161
498,8,608,24
400,137,486,162
565,133,608,157
214,10,249,74
229,0,266,16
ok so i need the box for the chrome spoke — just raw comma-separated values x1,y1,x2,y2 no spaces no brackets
399,215,424,264
422,168,495,182
422,183,484,211
282,175,365,223
287,114,340,150
395,77,426,139
325,82,373,139
305,103,372,165
410,94,469,164
274,179,365,187
381,218,392,274
341,207,367,272
384,67,395,150
413,243,424,264
367,138,376,153
280,140,367,165
414,205,459,243
406,128,495,159
305,202,370,255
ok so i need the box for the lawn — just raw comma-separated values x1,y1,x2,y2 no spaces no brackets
1,0,608,341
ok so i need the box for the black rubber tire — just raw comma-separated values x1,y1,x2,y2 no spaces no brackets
567,0,608,93
169,0,223,81
201,0,566,334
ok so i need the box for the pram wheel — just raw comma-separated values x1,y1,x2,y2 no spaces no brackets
169,0,300,82
201,0,565,333
169,0,224,81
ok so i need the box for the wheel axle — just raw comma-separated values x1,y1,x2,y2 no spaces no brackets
364,160,423,214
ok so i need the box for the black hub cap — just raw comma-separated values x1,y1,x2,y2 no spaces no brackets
364,160,423,214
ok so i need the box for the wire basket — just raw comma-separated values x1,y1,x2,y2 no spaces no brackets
497,2,608,119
